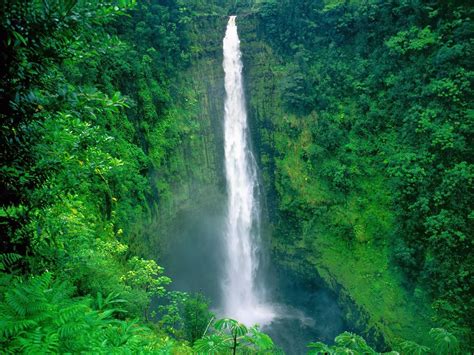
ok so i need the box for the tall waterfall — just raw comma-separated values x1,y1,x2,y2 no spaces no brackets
222,16,274,326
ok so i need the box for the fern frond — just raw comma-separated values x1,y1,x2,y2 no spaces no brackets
0,253,22,271
29,273,52,293
55,303,89,325
0,319,37,337
49,279,75,304
5,287,31,317
17,327,59,354
58,322,87,338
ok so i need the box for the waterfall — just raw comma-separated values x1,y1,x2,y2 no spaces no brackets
221,16,275,326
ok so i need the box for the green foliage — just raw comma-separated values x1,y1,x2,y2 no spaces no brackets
305,327,464,354
193,318,274,354
121,257,171,320
255,0,473,349
307,331,402,355
121,257,171,296
0,253,21,272
157,291,214,343
334,331,378,354
194,333,231,354
385,26,438,54
181,293,214,344
394,327,462,354
429,328,460,355
0,272,190,353
309,332,378,355
0,0,215,353
398,340,431,355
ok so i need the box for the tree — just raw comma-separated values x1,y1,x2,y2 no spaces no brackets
120,257,171,320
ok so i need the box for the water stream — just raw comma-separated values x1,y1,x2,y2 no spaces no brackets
221,15,275,326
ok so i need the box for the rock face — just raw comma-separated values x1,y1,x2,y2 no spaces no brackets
143,15,228,301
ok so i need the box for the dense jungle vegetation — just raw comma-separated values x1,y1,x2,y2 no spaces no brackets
0,0,472,354
251,0,472,351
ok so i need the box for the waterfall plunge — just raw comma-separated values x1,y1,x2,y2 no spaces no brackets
221,16,275,326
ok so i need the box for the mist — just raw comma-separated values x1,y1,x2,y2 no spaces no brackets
160,195,227,303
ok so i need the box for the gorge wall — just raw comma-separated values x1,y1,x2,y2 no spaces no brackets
152,10,433,350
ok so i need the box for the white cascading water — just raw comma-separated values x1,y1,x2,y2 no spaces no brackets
221,16,275,326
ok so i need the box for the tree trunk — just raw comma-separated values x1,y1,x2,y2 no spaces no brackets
232,334,237,355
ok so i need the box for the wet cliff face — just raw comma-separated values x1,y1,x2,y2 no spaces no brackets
145,15,228,301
